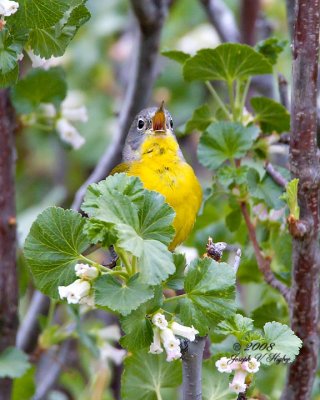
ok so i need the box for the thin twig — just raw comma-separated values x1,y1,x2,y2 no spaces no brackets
265,162,288,188
278,73,290,110
199,0,240,43
240,202,290,302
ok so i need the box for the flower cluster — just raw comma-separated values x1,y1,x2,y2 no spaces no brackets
39,91,87,149
58,263,98,307
215,356,260,394
149,312,199,362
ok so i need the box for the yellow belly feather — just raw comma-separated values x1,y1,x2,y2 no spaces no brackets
124,135,202,250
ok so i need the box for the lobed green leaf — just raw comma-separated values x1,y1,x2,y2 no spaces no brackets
24,207,90,298
183,44,272,83
198,122,259,171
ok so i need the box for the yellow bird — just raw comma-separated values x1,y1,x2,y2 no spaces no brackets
112,102,202,250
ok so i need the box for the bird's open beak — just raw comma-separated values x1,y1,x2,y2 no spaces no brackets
152,101,166,133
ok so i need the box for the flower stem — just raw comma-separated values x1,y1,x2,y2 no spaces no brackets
205,81,230,119
163,294,186,303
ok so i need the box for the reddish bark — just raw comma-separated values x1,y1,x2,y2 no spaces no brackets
240,0,261,45
282,1,320,398
0,89,18,399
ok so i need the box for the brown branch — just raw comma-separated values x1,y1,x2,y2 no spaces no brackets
240,0,261,45
265,162,288,188
286,0,295,42
71,0,168,211
199,0,240,43
240,202,290,302
0,89,18,399
281,0,320,398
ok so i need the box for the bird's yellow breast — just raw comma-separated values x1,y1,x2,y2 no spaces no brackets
125,135,202,250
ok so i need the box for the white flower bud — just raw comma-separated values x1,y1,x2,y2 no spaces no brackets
75,263,99,280
215,357,233,373
39,103,56,118
58,279,91,304
229,369,247,394
152,313,168,330
149,328,163,354
56,118,85,149
100,342,126,365
62,105,88,123
171,321,199,342
0,0,19,16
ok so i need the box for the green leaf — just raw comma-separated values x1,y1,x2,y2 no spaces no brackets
0,65,18,88
247,322,302,365
179,258,236,335
120,287,163,351
94,274,154,316
247,168,285,209
24,207,90,298
251,302,289,329
29,4,91,58
226,208,242,232
251,97,290,133
83,174,176,285
255,37,287,65
217,165,249,188
121,351,182,400
0,30,26,74
161,50,190,64
183,44,272,82
216,314,254,339
0,347,30,378
11,68,67,114
198,122,259,171
12,367,35,400
165,253,186,290
202,359,235,400
185,104,214,133
8,0,69,30
280,178,300,219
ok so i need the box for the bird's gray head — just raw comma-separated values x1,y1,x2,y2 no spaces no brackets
122,102,176,162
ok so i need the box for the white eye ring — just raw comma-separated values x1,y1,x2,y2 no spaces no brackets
137,118,145,130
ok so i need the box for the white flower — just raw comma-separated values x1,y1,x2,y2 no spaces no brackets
100,342,126,365
243,357,260,373
229,369,247,394
61,91,88,123
97,325,121,342
149,328,163,354
62,105,88,123
0,0,19,16
152,313,168,330
39,103,57,118
215,357,233,373
56,118,85,149
26,49,63,70
58,279,91,304
171,321,199,342
160,328,180,351
75,263,99,280
79,294,95,307
165,348,182,362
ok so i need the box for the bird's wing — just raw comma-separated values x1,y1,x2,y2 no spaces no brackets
110,162,131,175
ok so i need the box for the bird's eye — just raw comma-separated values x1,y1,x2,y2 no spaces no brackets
137,118,145,130
170,118,173,128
